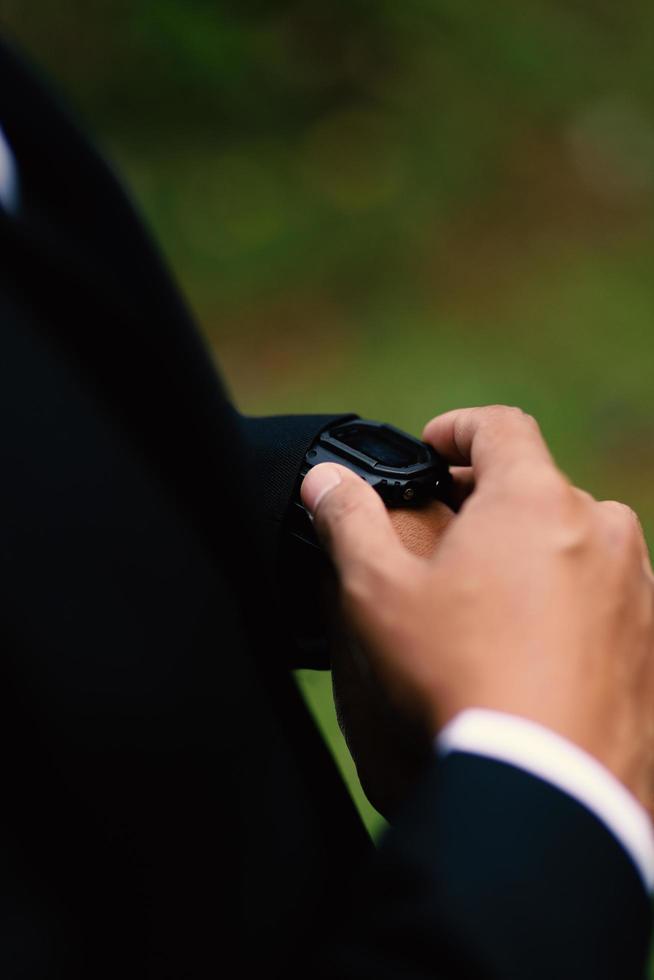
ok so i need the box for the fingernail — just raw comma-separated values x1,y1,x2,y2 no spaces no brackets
301,464,342,515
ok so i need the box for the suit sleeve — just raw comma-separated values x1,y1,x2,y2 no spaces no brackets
238,413,356,564
316,754,653,980
238,412,356,668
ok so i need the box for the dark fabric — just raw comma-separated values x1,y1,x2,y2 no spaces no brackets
319,754,653,979
0,35,651,980
240,414,353,528
240,412,358,668
239,412,356,570
0,37,371,979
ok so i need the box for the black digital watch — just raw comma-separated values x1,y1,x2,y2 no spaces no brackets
289,418,453,548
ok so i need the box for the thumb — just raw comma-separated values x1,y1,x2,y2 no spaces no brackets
301,463,410,587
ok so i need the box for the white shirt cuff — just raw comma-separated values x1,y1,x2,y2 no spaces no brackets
0,125,20,215
437,708,654,893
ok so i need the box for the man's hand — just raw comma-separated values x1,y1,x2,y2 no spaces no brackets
301,405,654,813
329,501,454,819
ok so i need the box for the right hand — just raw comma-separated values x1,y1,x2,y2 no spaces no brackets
301,405,654,813
328,500,455,818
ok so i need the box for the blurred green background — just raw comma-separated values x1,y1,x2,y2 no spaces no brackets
3,2,654,850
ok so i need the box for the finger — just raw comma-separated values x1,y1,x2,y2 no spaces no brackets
422,405,554,490
301,463,418,591
571,487,595,505
597,499,653,574
449,466,475,509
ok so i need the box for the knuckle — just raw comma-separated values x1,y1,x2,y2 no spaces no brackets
600,499,635,525
617,501,639,526
599,500,643,544
479,404,516,430
477,406,544,462
483,404,538,430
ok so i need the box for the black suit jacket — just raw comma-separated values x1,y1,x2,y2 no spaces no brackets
0,39,650,979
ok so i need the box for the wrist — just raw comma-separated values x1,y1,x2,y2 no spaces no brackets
388,500,453,558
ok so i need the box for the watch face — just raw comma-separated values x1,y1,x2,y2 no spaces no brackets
330,423,426,468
